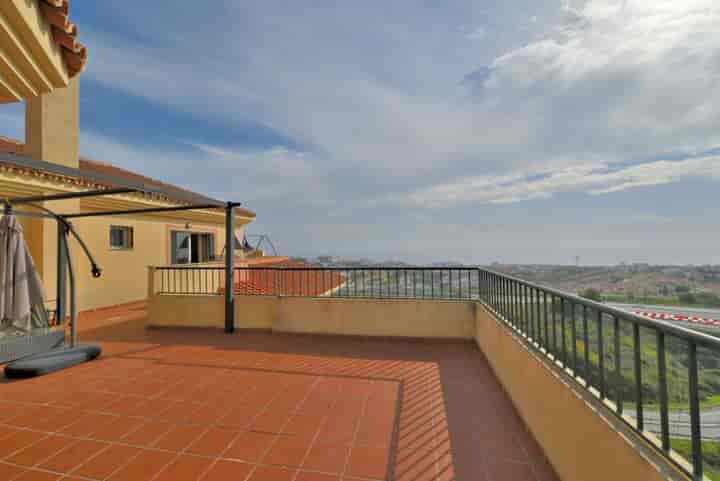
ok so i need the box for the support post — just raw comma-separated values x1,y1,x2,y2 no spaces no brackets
224,203,235,333
56,221,67,325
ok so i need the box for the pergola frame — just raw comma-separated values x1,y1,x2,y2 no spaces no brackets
0,151,240,336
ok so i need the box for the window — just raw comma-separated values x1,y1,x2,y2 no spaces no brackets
170,231,215,264
109,226,133,250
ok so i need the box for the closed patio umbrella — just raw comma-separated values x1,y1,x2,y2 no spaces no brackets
0,213,48,334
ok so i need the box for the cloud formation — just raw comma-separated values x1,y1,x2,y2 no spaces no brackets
396,153,720,207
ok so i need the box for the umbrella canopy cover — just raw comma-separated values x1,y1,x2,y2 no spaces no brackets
0,214,48,332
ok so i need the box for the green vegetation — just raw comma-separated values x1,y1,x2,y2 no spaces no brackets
671,438,720,481
579,288,603,302
646,394,720,410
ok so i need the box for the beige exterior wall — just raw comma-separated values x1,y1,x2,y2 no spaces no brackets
148,295,223,328
274,297,475,338
148,293,476,338
474,304,689,481
26,78,79,168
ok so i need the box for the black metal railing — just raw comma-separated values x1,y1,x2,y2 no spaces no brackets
480,269,720,481
154,266,226,295
153,266,480,299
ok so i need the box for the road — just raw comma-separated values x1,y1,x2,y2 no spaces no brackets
623,407,720,440
608,302,720,334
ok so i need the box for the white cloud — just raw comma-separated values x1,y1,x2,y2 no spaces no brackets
395,154,720,208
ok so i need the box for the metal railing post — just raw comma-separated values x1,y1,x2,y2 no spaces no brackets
224,203,235,333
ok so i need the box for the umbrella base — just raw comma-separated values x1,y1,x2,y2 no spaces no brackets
0,329,65,364
4,344,102,378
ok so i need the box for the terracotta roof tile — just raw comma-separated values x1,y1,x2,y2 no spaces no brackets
0,136,255,218
39,0,87,77
219,264,347,296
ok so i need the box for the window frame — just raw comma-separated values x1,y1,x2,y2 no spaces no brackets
109,225,134,250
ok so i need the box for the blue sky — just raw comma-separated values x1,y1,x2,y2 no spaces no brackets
3,0,720,265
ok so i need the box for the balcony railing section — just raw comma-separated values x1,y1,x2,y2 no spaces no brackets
480,269,720,481
153,266,480,299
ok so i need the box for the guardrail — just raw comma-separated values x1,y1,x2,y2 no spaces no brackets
153,266,480,299
480,269,720,481
151,264,719,479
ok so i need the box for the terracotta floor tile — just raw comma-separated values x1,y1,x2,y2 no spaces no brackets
5,435,73,467
91,416,144,442
317,417,357,445
107,449,175,481
0,430,48,459
346,445,390,480
12,470,61,481
187,428,238,456
251,410,290,434
295,472,340,481
0,424,20,440
302,443,349,474
71,444,140,480
154,424,206,452
122,421,172,446
247,465,296,481
485,460,537,481
282,414,324,439
263,435,309,467
39,439,108,473
223,431,276,462
0,461,27,481
154,454,214,481
199,459,252,481
59,412,116,438
218,406,260,430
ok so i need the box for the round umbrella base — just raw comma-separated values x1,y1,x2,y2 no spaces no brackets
4,344,102,378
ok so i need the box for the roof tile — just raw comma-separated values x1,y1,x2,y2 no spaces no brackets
39,0,87,77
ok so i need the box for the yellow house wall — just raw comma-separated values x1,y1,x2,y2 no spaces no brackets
148,295,223,328
474,303,689,481
274,297,475,338
147,294,476,338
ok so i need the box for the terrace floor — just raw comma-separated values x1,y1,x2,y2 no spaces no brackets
0,302,559,481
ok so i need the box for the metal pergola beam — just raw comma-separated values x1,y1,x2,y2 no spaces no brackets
0,152,226,207
8,188,137,205
61,203,230,219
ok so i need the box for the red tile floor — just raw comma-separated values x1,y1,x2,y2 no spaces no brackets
0,302,560,481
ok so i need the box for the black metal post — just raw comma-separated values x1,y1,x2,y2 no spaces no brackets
56,221,67,324
224,203,235,333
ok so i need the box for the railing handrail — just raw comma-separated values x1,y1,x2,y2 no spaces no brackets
479,267,720,350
